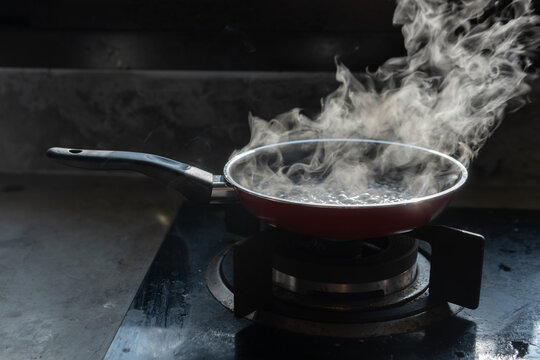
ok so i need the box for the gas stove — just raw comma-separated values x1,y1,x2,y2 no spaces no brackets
104,204,540,359
207,218,483,338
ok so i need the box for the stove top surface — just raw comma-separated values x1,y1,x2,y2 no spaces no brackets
104,204,540,360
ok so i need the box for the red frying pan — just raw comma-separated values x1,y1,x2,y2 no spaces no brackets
47,139,467,238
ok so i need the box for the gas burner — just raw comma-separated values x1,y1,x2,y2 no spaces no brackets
206,226,484,338
270,235,420,310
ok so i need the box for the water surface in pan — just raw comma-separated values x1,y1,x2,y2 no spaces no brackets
229,140,464,206
257,180,415,205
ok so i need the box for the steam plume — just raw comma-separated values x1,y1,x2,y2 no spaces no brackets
232,0,539,205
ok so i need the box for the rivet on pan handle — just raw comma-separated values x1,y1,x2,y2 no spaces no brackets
211,175,239,204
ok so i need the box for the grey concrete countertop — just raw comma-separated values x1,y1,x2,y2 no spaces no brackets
0,173,180,360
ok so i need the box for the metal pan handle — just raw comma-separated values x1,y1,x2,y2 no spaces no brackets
46,147,232,203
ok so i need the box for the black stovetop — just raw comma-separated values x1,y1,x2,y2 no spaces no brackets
103,204,540,360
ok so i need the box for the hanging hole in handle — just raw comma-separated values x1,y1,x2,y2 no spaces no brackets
69,149,83,154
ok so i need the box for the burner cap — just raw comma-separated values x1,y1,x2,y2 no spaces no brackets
271,231,418,284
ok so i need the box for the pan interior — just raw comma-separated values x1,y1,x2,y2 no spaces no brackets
225,139,467,207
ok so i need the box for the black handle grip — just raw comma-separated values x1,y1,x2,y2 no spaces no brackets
47,147,214,202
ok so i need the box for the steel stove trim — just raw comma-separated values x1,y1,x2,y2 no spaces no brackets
272,264,417,295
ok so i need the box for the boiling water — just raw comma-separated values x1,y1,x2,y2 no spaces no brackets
255,180,416,205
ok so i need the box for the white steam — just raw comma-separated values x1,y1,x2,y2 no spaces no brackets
232,0,539,205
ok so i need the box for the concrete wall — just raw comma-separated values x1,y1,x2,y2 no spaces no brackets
0,68,538,185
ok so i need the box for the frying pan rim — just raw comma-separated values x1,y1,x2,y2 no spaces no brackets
223,138,468,209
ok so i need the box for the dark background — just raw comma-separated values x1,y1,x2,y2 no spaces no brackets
0,0,406,70
1,1,537,71
0,0,538,188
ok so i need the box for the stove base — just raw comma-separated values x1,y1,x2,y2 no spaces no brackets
206,244,462,338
